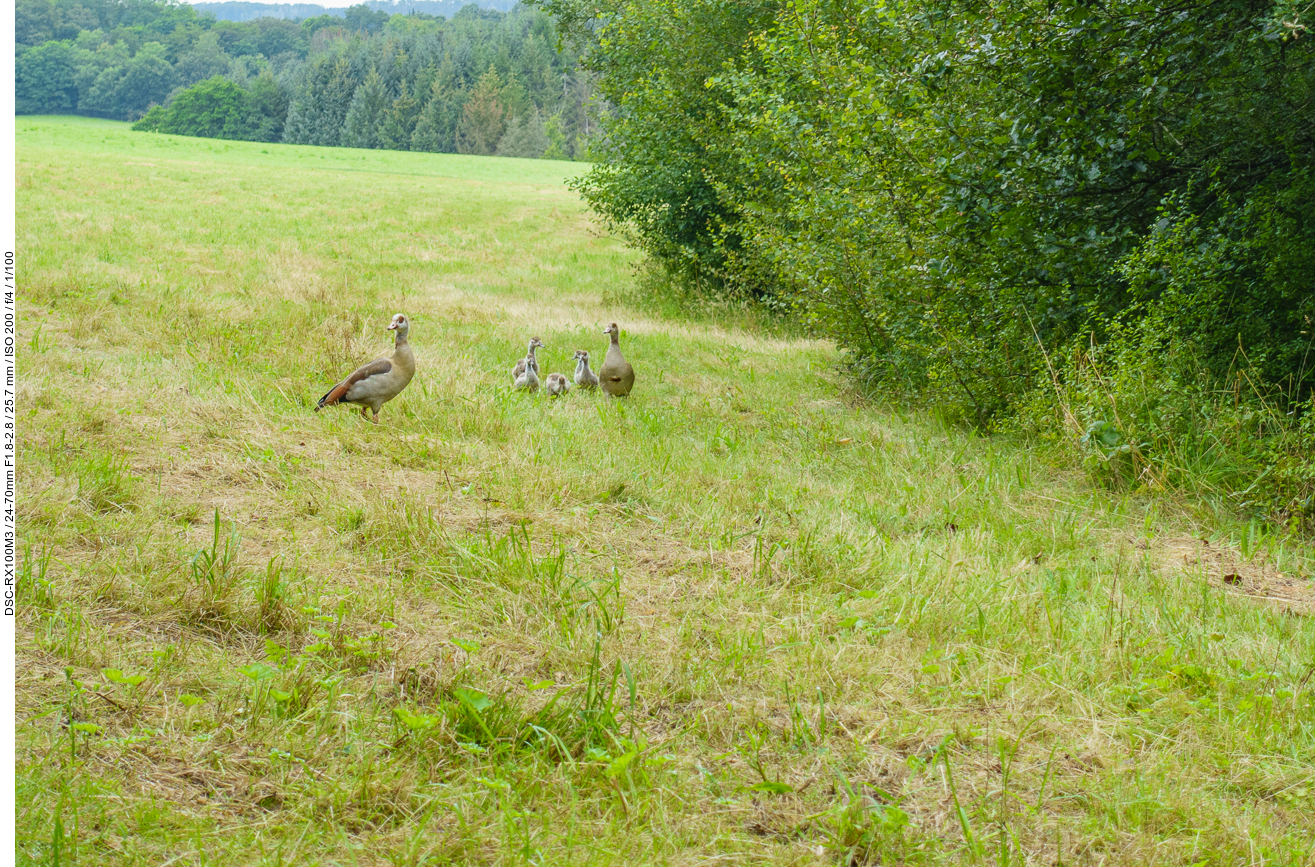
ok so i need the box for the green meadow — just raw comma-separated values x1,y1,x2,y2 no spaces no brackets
16,116,1315,865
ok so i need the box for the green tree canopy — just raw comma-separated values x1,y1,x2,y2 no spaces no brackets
496,110,550,159
16,40,80,113
132,73,284,140
456,65,507,155
544,0,1315,418
341,66,389,148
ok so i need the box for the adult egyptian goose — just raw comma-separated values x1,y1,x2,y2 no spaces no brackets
316,313,415,423
598,322,635,397
545,372,569,396
572,350,599,391
511,337,544,389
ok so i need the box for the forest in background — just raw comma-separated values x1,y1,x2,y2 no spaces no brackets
192,0,520,23
16,0,594,159
543,0,1315,531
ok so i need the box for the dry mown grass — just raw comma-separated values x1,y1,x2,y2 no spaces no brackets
15,118,1315,866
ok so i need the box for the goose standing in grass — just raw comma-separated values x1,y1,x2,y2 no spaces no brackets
598,322,635,397
513,337,544,391
572,349,599,391
316,313,415,424
545,372,569,396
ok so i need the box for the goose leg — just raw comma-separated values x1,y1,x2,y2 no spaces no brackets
360,406,371,422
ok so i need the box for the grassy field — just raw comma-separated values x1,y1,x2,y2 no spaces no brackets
16,116,1315,866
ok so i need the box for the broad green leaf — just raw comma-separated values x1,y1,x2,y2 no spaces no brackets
454,687,491,712
239,663,278,681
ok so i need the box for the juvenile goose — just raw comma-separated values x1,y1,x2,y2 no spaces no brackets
598,322,635,397
513,337,544,391
316,313,415,424
572,349,599,391
511,337,544,388
545,372,569,396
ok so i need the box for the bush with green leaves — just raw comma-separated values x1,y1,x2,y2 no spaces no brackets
540,0,777,288
544,0,1315,520
132,73,286,141
1260,399,1315,532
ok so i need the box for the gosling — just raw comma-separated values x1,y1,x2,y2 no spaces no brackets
572,349,599,391
545,372,569,397
512,337,544,391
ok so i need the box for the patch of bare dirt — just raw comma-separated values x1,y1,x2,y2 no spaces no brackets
1153,536,1315,615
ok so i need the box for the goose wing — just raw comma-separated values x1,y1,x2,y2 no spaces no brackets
317,358,393,409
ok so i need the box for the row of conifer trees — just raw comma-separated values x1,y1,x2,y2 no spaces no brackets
18,0,595,159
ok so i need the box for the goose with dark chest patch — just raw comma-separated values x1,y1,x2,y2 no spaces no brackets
316,313,415,424
598,322,635,397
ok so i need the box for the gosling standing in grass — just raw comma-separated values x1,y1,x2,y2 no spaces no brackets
512,337,544,391
572,349,599,391
598,322,635,397
316,313,415,424
544,372,569,396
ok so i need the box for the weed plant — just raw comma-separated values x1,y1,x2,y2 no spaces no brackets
1013,330,1315,534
